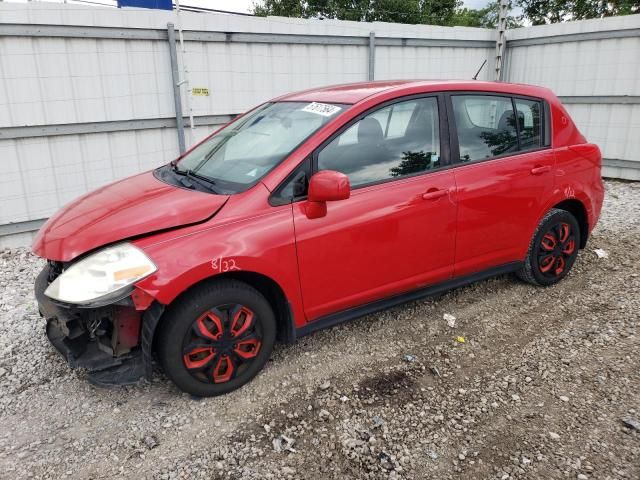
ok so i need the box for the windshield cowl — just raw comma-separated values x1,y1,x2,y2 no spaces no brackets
155,165,229,195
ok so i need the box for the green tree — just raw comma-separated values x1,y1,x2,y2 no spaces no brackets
515,0,571,24
253,0,463,26
253,0,309,17
332,0,373,21
420,0,461,25
516,0,639,24
254,0,637,26
478,1,522,27
447,6,492,27
369,0,422,24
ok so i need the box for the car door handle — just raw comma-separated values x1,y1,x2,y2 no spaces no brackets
530,165,551,175
422,189,448,201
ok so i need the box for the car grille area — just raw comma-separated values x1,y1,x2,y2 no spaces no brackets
34,264,146,386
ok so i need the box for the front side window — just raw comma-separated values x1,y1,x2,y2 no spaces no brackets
176,101,346,193
317,97,440,188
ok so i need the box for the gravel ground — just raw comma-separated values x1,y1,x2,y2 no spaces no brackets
1,180,638,480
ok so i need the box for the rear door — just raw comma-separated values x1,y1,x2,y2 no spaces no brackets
290,95,458,321
448,93,555,276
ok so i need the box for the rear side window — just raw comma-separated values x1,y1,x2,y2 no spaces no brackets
318,97,440,188
514,98,543,149
452,94,545,163
452,95,518,162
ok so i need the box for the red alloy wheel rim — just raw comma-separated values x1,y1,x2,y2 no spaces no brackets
182,305,262,384
537,222,576,277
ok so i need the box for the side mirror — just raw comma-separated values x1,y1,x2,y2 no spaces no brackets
305,170,350,219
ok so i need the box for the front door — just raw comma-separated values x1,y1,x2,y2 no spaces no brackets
292,96,458,321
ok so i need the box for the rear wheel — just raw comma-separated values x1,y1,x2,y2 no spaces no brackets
156,279,276,397
517,208,581,286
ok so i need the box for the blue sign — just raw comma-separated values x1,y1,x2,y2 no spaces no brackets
117,0,173,10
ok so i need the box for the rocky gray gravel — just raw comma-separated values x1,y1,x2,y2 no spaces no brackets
0,180,638,479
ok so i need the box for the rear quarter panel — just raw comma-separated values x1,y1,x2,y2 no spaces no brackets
547,98,604,235
549,144,604,235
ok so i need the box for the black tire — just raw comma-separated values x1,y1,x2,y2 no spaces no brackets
517,208,581,286
156,279,276,397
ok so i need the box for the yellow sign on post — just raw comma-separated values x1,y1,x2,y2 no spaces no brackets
192,87,209,96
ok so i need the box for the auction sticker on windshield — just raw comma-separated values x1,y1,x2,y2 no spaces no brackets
301,102,342,117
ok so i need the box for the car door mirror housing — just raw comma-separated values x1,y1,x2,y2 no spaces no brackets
305,170,350,219
308,170,350,202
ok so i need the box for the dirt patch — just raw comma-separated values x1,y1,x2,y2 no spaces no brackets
357,369,418,405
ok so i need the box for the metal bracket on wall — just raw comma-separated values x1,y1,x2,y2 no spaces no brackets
0,24,495,48
0,219,47,237
559,96,640,105
505,28,640,47
0,115,236,141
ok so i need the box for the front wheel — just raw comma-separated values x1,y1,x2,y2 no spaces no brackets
156,279,276,397
517,208,581,286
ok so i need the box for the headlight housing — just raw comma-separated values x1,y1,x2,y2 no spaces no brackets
44,243,157,305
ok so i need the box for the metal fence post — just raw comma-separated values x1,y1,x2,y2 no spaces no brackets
494,0,508,81
500,43,510,82
167,22,186,154
368,31,375,81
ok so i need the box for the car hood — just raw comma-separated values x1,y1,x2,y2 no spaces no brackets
32,171,229,262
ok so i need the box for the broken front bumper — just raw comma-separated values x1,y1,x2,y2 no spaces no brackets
34,264,163,387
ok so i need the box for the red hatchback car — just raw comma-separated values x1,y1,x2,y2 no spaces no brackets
33,80,604,396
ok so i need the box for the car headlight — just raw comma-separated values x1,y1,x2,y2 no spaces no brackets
44,243,157,305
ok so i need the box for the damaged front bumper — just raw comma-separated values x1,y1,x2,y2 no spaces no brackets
35,263,164,387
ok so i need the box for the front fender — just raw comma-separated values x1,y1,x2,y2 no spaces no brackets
131,207,306,329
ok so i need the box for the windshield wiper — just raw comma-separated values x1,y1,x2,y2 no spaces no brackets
170,163,220,194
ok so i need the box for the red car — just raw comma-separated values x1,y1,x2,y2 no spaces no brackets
33,80,604,396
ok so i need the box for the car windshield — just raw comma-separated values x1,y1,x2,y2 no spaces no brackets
175,101,347,193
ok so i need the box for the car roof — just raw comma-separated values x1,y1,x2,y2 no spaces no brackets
277,80,555,105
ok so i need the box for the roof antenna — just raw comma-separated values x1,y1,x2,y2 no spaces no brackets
472,59,487,80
